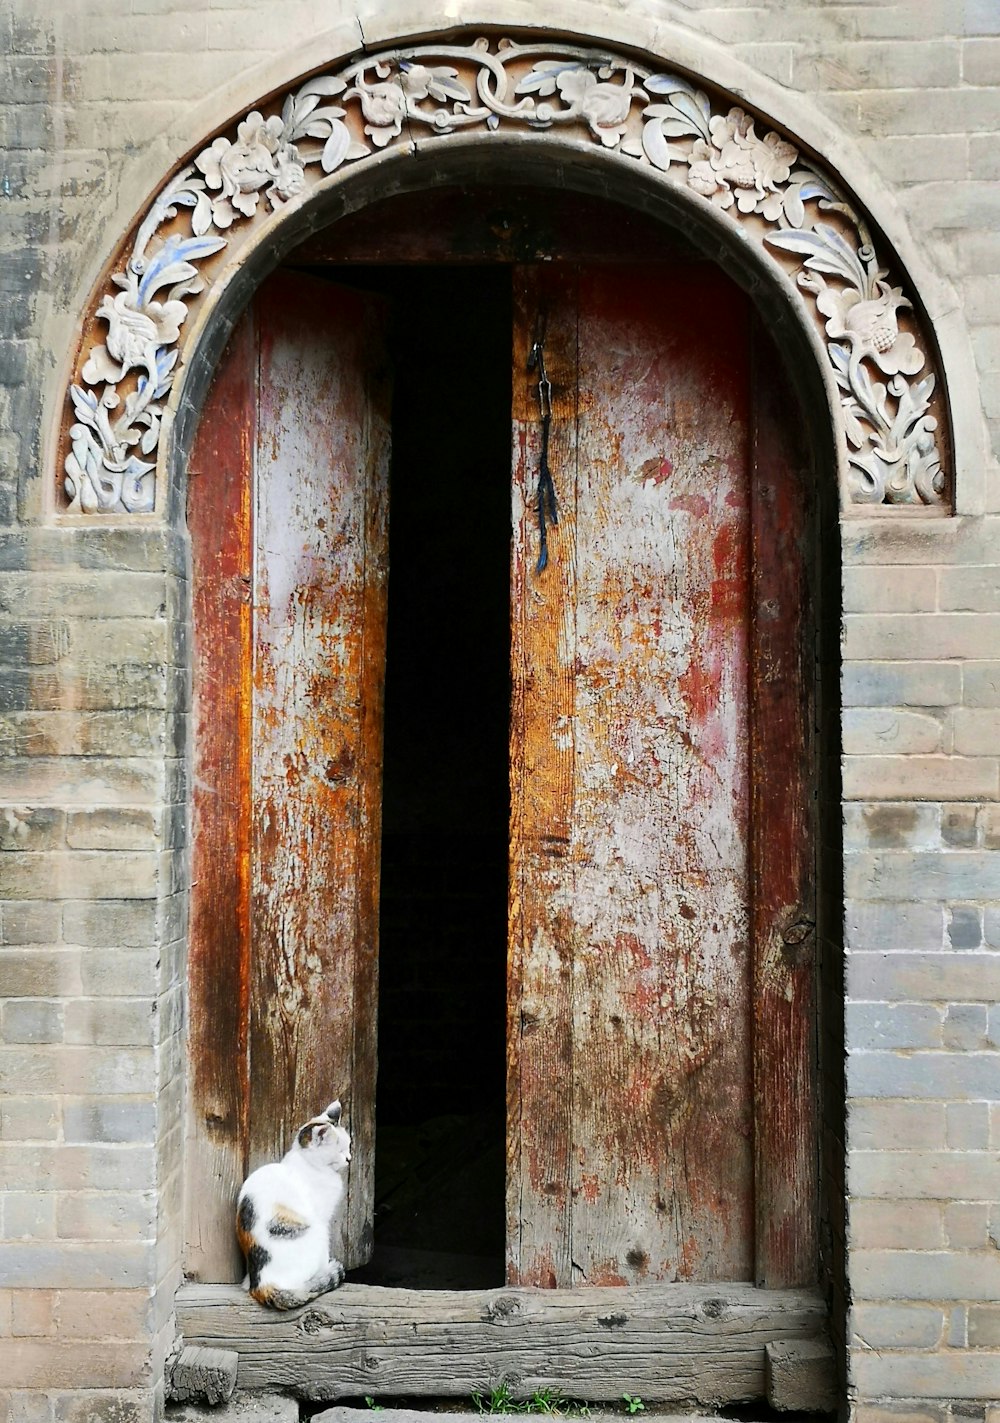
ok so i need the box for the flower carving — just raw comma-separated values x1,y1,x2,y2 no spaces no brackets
687,108,797,220
357,78,408,146
82,277,186,387
63,40,947,513
815,279,924,378
194,111,303,227
556,67,634,145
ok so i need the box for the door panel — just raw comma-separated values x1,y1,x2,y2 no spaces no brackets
187,271,389,1279
509,263,813,1287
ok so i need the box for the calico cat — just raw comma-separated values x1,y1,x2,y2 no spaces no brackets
236,1100,351,1310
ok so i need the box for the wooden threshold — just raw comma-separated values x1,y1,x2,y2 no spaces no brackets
175,1281,827,1407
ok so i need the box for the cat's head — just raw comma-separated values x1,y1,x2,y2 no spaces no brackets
294,1100,351,1171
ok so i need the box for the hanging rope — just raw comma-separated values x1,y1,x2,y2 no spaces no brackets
528,320,558,574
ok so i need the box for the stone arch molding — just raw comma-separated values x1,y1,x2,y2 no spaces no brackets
62,33,949,516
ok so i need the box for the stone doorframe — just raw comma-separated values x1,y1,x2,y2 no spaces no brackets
40,6,990,1410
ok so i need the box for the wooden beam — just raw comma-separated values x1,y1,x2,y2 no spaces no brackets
176,1282,827,1407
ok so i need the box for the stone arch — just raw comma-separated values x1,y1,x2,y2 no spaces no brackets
56,29,957,521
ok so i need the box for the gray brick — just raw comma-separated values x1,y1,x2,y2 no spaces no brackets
853,1246,1000,1299
842,661,961,708
65,808,158,851
846,851,1000,900
2,1193,55,1240
845,900,945,951
56,1191,155,1242
943,1002,989,1048
845,1001,943,1049
0,903,60,945
0,952,81,997
0,852,158,901
849,1100,946,1150
852,1146,1000,1199
0,1099,59,1141
0,1047,155,1096
947,1100,991,1148
63,998,155,1047
853,1347,1000,1395
0,1144,154,1193
950,903,985,947
62,901,157,948
0,807,64,852
851,1303,944,1349
847,1050,1000,1099
842,708,944,755
849,950,1000,1001
844,613,1000,661
1,999,64,1044
942,805,981,847
945,1200,989,1247
849,1197,944,1249
0,1241,154,1291
970,1305,1000,1347
63,1099,156,1144
843,802,940,851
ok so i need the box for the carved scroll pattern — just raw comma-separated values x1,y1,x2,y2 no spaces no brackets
63,37,946,513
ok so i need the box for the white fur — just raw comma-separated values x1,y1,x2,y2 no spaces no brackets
236,1100,351,1309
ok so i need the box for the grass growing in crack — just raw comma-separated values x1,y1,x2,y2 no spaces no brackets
472,1384,590,1416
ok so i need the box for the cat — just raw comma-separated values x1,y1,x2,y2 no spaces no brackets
236,1100,351,1310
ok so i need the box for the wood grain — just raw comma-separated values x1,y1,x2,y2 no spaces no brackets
750,318,818,1288
176,1281,826,1406
508,266,579,1287
251,272,389,1269
186,309,255,1283
569,265,753,1286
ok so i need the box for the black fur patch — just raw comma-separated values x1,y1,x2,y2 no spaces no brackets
268,1214,308,1239
247,1243,270,1288
237,1196,256,1235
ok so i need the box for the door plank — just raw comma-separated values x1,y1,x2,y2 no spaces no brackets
186,310,256,1282
750,320,818,1288
250,272,389,1269
508,266,579,1287
177,1280,827,1406
569,267,753,1285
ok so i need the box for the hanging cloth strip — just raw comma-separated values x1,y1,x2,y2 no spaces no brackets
528,321,558,574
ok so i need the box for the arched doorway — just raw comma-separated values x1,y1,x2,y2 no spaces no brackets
181,182,835,1407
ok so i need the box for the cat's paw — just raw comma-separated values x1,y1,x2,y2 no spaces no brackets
327,1259,345,1290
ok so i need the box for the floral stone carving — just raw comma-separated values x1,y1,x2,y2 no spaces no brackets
63,36,947,514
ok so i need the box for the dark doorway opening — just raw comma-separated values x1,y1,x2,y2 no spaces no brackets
341,266,512,1287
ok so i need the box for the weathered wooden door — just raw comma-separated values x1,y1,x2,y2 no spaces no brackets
186,270,390,1281
187,255,816,1294
508,263,816,1290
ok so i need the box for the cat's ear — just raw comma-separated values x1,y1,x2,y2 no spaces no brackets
325,1101,341,1124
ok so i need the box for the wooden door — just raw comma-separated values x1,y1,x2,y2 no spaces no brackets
508,263,816,1289
186,270,390,1281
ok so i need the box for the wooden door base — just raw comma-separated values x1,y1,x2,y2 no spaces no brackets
175,1281,827,1408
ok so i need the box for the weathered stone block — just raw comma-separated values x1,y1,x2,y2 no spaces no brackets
0,1098,60,1141
943,1003,989,1049
848,1052,1000,1101
63,1099,156,1143
0,902,61,944
946,1100,991,1148
56,1189,155,1242
842,708,945,754
852,1302,944,1349
842,661,961,708
845,1001,943,1050
849,1100,946,1151
62,900,157,948
0,952,82,998
949,903,985,947
849,1197,944,1250
842,755,998,800
945,1200,990,1248
844,899,945,951
765,1337,836,1412
1,998,65,1044
3,1192,56,1240
63,997,156,1047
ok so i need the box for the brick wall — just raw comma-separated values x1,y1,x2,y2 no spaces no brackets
2,1,999,1419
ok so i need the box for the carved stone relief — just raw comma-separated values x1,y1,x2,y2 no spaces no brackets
62,37,947,515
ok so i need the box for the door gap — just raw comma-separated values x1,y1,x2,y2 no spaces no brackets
333,266,513,1289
